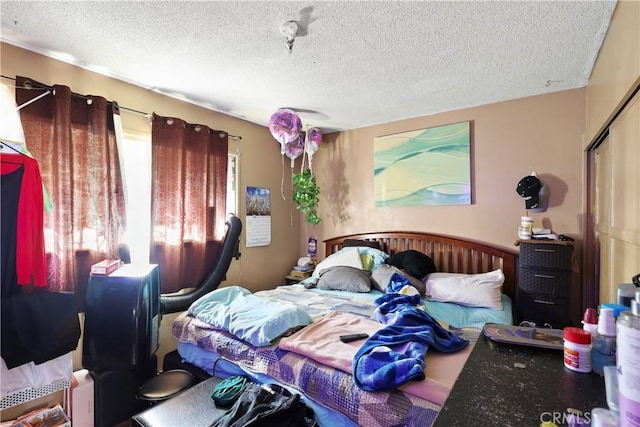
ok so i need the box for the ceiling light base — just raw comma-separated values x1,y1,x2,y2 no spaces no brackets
280,20,299,53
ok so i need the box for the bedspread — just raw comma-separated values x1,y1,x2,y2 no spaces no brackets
253,284,513,327
173,284,505,426
254,285,379,319
173,311,445,427
278,310,475,406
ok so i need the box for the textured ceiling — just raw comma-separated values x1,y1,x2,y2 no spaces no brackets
0,1,617,132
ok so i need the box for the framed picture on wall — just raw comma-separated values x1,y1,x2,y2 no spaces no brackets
374,121,472,207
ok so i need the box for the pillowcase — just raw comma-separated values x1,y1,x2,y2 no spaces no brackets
316,266,372,293
385,250,436,278
371,264,426,295
360,253,374,271
188,286,312,346
422,269,505,310
357,246,389,272
312,247,363,278
342,238,381,250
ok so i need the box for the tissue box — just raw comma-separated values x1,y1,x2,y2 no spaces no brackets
71,370,94,427
90,259,122,275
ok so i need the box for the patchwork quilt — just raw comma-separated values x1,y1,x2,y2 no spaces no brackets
174,312,474,426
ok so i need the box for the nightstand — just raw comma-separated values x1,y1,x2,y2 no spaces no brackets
283,275,308,285
516,240,575,328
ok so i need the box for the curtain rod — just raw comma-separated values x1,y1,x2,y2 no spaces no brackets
1,74,242,140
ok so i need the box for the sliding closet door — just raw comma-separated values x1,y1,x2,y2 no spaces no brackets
594,92,640,304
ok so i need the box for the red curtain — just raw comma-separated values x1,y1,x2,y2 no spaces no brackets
16,76,126,305
150,114,228,293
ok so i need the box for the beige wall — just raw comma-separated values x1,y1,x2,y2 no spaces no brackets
304,89,587,260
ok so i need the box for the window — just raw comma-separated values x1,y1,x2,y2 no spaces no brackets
120,132,152,263
227,153,238,216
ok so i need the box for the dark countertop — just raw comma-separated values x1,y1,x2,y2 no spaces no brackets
434,333,609,426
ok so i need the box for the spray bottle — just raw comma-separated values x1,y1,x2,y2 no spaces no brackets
591,307,616,376
617,290,640,426
582,307,598,336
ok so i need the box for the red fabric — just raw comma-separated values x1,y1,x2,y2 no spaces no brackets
17,76,126,297
150,114,228,293
0,153,47,286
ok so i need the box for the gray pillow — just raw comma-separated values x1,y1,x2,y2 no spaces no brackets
316,266,372,293
371,264,426,295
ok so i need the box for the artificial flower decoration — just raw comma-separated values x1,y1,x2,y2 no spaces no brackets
268,108,302,147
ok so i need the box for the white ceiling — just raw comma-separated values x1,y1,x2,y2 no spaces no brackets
1,1,617,133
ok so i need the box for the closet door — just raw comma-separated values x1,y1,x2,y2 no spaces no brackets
594,92,640,304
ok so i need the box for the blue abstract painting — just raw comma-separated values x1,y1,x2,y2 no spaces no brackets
374,121,471,207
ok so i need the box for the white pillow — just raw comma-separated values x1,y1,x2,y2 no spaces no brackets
312,247,364,278
423,269,505,310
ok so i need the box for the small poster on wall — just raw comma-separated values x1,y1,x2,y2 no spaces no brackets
245,186,271,247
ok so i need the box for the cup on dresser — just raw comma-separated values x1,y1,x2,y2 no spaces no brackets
521,216,534,232
518,227,532,240
518,216,534,239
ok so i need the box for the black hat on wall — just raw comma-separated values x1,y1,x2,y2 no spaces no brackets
516,175,543,209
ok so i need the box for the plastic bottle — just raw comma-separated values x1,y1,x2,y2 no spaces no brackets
590,408,619,427
603,365,619,414
563,327,592,373
591,307,616,376
582,307,599,336
617,290,640,427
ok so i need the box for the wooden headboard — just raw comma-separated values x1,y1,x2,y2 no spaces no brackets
324,231,519,300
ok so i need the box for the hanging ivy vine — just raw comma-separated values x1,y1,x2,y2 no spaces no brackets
292,169,321,225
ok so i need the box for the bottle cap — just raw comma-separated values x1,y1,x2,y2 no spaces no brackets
597,307,616,336
564,327,591,344
583,307,598,324
601,303,630,317
582,307,598,335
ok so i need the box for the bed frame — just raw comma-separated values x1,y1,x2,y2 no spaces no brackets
324,231,519,300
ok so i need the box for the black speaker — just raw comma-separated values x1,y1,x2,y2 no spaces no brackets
83,264,160,371
90,355,156,427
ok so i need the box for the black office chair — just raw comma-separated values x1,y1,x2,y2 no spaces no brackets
137,369,194,405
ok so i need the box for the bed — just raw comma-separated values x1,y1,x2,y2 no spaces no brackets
170,231,518,427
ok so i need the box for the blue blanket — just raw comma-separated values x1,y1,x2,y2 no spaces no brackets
188,286,312,347
353,273,468,391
